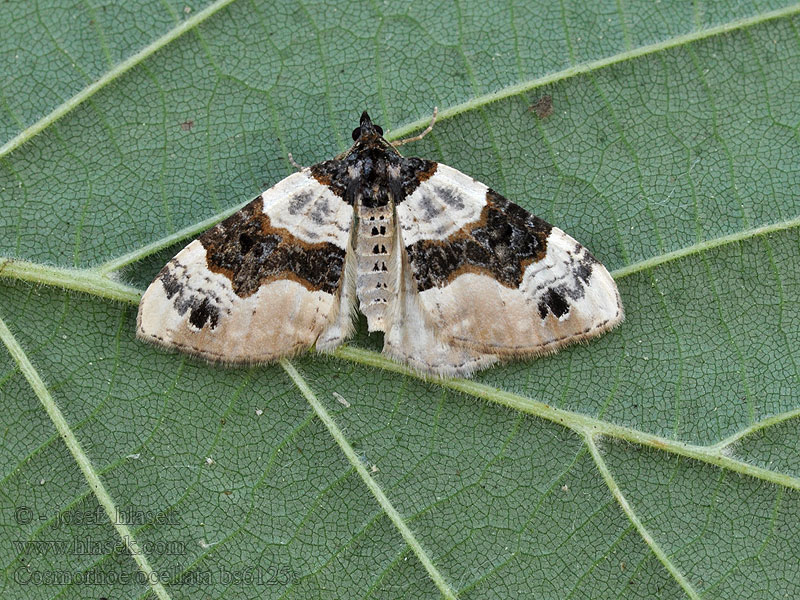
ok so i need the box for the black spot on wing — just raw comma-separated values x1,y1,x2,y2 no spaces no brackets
159,264,183,299
535,241,602,319
538,288,569,319
573,253,596,284
288,190,314,214
238,232,256,254
433,184,465,209
157,264,223,331
309,196,331,225
189,297,220,329
416,189,442,220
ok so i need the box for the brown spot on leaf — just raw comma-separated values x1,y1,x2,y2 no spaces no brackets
530,95,554,119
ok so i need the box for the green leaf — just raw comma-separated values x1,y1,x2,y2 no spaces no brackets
2,2,800,598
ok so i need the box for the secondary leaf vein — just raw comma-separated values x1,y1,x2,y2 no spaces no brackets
0,314,172,600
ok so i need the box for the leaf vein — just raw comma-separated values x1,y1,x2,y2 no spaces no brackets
280,359,458,600
0,0,240,159
387,4,800,141
585,433,701,599
0,314,172,599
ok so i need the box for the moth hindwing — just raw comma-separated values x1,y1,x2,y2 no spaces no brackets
137,111,623,376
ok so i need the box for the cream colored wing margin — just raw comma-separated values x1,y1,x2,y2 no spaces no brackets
137,170,356,363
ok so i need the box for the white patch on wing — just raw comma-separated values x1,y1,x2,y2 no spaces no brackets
261,170,352,248
396,164,487,245
521,228,621,323
415,227,623,355
316,226,359,351
138,120,623,377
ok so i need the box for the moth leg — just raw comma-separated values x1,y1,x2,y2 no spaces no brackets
287,152,305,171
391,107,438,148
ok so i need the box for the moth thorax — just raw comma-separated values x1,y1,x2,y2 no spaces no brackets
355,204,395,332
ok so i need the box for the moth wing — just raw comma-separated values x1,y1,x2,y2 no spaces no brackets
395,162,623,358
137,168,357,363
382,236,499,378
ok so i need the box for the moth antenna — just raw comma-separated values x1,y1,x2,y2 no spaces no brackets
391,107,438,148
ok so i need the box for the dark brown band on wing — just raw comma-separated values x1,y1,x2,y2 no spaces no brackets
405,189,553,291
398,158,437,197
199,197,346,297
310,152,436,207
310,160,350,198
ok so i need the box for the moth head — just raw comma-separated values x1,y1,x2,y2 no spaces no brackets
351,111,384,141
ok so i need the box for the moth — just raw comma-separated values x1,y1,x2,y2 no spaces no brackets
137,111,623,377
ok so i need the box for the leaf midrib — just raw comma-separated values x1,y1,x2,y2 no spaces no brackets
2,214,800,486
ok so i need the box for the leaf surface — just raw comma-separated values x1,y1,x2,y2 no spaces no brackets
2,2,800,598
